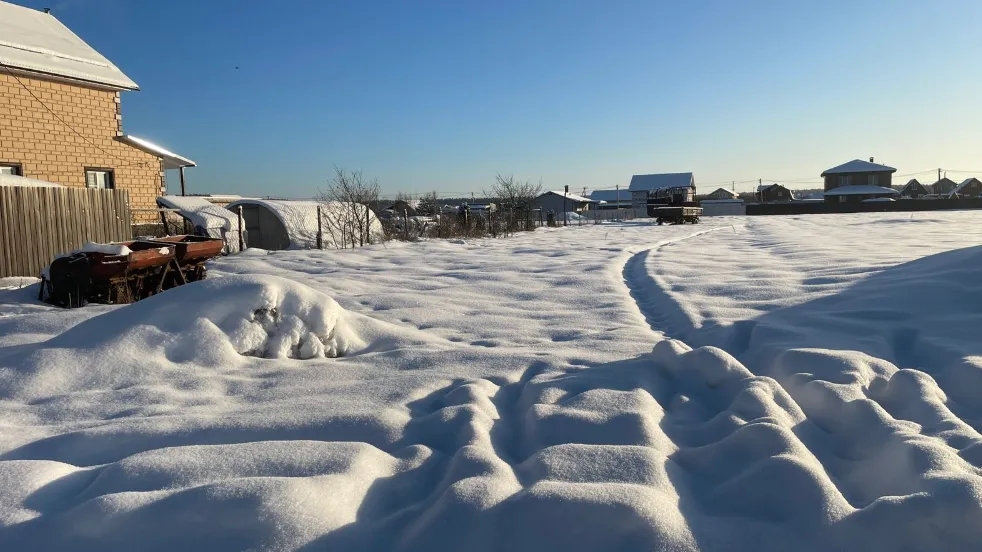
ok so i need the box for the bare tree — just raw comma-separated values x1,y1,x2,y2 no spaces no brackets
486,174,543,235
316,166,382,248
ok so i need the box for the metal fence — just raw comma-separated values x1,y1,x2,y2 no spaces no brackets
0,186,132,277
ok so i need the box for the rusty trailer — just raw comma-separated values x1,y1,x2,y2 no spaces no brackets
40,236,225,308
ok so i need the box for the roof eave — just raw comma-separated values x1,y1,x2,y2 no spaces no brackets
0,63,139,91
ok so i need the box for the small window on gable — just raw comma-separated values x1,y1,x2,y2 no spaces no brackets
0,163,22,176
85,168,115,189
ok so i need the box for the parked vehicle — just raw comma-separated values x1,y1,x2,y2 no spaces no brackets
647,186,703,224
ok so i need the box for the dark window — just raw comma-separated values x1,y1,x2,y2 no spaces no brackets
839,175,851,187
868,174,877,186
0,163,22,176
85,168,115,189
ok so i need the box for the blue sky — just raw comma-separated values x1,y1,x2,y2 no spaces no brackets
15,0,982,197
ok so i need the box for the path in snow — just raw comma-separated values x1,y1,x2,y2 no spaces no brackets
2,214,982,550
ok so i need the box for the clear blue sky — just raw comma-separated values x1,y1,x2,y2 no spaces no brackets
15,0,982,197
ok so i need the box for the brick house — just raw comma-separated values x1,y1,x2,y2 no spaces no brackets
0,2,194,222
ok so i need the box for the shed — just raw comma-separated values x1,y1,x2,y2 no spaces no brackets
700,199,745,216
225,199,384,250
157,195,244,253
899,179,929,198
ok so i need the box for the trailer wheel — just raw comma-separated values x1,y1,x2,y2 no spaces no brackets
656,218,664,225
691,217,699,224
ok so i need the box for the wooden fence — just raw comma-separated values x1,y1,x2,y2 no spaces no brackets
0,186,132,277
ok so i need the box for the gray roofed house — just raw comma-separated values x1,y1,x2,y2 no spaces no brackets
822,158,898,203
820,160,897,176
532,190,601,217
628,173,695,191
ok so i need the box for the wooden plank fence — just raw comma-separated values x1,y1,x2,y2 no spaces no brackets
0,186,132,277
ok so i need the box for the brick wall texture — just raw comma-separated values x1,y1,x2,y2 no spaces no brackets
0,72,164,222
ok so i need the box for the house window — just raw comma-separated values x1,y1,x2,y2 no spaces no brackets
85,168,115,189
868,174,877,186
838,175,851,187
0,163,22,176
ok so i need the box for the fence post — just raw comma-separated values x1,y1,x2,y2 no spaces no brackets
403,211,409,241
237,205,244,252
316,205,323,249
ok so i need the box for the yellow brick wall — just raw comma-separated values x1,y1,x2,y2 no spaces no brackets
0,72,164,223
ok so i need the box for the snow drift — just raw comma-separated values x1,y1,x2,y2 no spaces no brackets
2,213,982,551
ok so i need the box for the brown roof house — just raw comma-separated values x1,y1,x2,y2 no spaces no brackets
949,178,982,199
898,179,929,198
0,2,195,221
930,177,958,196
757,183,794,203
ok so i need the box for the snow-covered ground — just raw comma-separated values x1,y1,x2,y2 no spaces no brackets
2,212,982,550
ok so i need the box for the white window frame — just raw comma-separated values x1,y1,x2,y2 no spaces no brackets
85,168,115,190
838,175,852,187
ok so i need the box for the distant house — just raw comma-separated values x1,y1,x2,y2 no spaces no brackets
930,177,958,196
949,178,982,198
705,187,739,200
385,199,419,216
628,173,695,215
532,190,601,215
589,189,632,210
822,159,897,203
758,184,794,203
898,179,929,198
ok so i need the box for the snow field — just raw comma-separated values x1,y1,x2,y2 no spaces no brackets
1,213,982,550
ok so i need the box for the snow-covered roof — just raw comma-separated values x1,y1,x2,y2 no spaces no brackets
541,190,600,203
950,177,982,196
821,159,896,176
0,173,60,187
628,173,694,191
115,135,195,169
0,2,138,90
226,199,384,250
709,187,739,198
823,185,900,196
157,195,243,252
588,189,631,203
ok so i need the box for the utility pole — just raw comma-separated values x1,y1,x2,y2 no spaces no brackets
616,184,620,221
563,185,568,227
758,178,762,202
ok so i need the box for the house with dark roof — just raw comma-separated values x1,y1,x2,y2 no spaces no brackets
628,173,695,214
949,178,982,198
930,177,958,196
705,187,739,200
757,183,794,203
898,179,929,198
821,159,897,203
